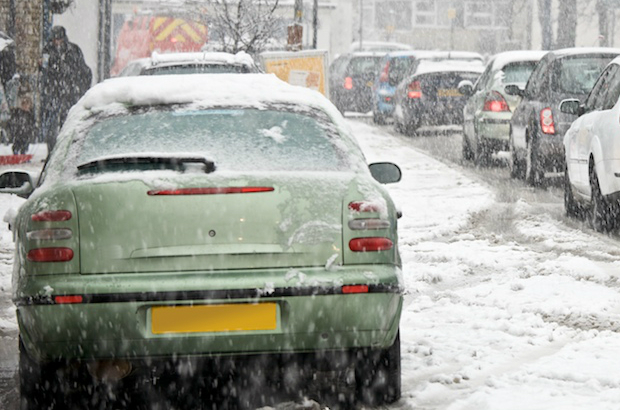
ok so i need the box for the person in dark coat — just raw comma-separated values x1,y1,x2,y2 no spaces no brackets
41,26,92,154
8,95,37,155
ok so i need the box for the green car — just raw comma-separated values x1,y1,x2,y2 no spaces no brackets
2,74,403,408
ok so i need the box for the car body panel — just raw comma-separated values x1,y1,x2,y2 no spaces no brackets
329,52,386,113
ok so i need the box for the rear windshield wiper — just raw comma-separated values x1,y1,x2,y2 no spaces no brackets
77,155,216,174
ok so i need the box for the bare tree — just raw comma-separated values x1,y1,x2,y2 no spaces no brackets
556,0,577,48
205,0,283,54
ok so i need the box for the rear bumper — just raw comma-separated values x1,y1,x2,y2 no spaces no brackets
16,265,402,362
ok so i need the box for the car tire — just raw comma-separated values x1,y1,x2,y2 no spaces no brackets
509,127,525,179
373,111,387,125
589,168,616,232
462,133,474,162
474,137,489,167
355,331,401,406
564,166,581,219
19,337,56,410
525,132,544,187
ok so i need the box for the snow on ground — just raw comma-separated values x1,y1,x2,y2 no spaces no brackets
1,121,620,409
349,120,620,410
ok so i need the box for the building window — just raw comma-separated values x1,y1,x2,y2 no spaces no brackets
465,1,510,28
375,1,413,31
414,0,437,26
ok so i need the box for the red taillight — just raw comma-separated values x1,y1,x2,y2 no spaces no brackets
344,77,354,90
31,210,72,222
349,201,384,213
483,91,510,112
148,187,274,196
349,237,393,252
54,295,83,304
379,62,390,83
407,81,422,99
342,285,369,294
540,107,555,134
27,247,74,262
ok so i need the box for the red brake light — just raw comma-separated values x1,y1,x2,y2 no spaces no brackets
349,201,384,213
31,210,72,222
54,295,83,304
407,81,422,99
540,107,555,134
344,77,354,90
27,247,74,262
483,91,510,112
349,237,393,252
379,62,390,83
148,187,274,196
342,285,369,294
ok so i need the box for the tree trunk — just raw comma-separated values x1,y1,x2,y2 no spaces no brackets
597,0,610,47
538,0,553,50
556,0,577,49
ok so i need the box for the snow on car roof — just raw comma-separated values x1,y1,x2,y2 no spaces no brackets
349,41,412,52
386,50,484,60
77,73,340,118
413,59,485,76
490,50,548,71
549,47,620,58
149,50,256,67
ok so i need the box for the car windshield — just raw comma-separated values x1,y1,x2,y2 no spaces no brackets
76,108,349,174
144,64,253,75
501,61,538,84
555,56,612,94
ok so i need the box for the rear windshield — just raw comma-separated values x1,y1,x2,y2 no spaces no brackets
75,108,350,173
348,56,382,75
554,56,612,94
501,61,539,84
144,64,254,75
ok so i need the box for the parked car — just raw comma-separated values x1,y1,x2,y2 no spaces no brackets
116,50,261,76
392,60,484,135
373,50,484,125
460,50,547,165
3,73,404,409
507,47,620,185
328,51,386,113
562,56,620,232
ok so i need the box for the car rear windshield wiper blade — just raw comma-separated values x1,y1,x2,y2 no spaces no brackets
77,155,216,173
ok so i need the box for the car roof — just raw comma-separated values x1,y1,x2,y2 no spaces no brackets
386,50,484,60
119,51,258,74
413,60,485,76
349,41,412,52
547,47,620,59
489,50,548,71
77,74,340,118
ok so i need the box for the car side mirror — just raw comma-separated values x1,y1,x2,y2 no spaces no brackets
559,99,583,116
369,162,401,184
0,171,38,199
504,84,525,97
457,80,474,97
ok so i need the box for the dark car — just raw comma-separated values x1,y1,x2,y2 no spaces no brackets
373,51,483,124
328,52,386,113
507,47,620,185
392,60,484,135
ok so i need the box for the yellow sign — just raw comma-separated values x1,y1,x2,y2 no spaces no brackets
261,50,329,95
447,8,457,20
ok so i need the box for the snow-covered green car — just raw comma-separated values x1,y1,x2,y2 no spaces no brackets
3,74,403,408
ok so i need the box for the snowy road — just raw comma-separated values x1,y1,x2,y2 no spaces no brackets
1,119,620,409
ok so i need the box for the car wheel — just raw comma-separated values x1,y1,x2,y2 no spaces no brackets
462,133,474,161
373,111,387,125
525,133,543,187
19,338,57,410
355,331,401,406
589,168,616,232
509,128,525,179
474,137,489,167
564,166,581,219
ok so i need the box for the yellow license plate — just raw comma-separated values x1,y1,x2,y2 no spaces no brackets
438,88,462,97
151,303,277,334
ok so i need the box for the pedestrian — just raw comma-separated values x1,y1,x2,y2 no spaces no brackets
41,26,91,154
8,95,37,155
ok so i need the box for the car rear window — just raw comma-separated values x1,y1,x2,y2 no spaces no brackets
75,108,350,173
501,61,539,84
554,56,613,94
348,56,382,75
144,64,253,75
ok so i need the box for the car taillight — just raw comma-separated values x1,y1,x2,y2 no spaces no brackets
344,77,354,90
27,228,72,241
540,107,555,134
349,201,384,213
31,210,72,222
483,91,510,112
348,219,391,230
27,247,74,262
407,81,422,99
379,62,390,83
349,237,393,252
342,285,369,294
54,295,83,304
148,187,274,195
